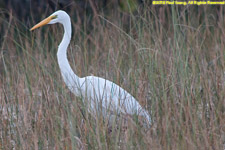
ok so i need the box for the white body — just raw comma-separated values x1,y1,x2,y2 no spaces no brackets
35,10,151,123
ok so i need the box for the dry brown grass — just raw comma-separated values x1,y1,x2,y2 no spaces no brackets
0,5,225,150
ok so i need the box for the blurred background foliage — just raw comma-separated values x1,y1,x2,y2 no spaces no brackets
0,0,144,21
0,0,224,49
0,0,223,30
0,0,147,47
0,1,225,149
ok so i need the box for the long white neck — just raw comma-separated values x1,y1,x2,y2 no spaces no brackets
57,18,81,94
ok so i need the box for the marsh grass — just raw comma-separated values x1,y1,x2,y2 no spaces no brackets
0,4,225,150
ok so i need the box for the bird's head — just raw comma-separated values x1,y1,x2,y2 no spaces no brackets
30,10,69,31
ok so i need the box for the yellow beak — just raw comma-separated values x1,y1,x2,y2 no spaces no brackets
30,16,54,31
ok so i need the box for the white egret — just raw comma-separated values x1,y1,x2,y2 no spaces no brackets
30,10,151,124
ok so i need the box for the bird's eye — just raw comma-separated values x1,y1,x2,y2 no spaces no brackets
52,15,58,19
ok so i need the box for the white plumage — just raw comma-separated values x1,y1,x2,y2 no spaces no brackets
30,10,151,124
